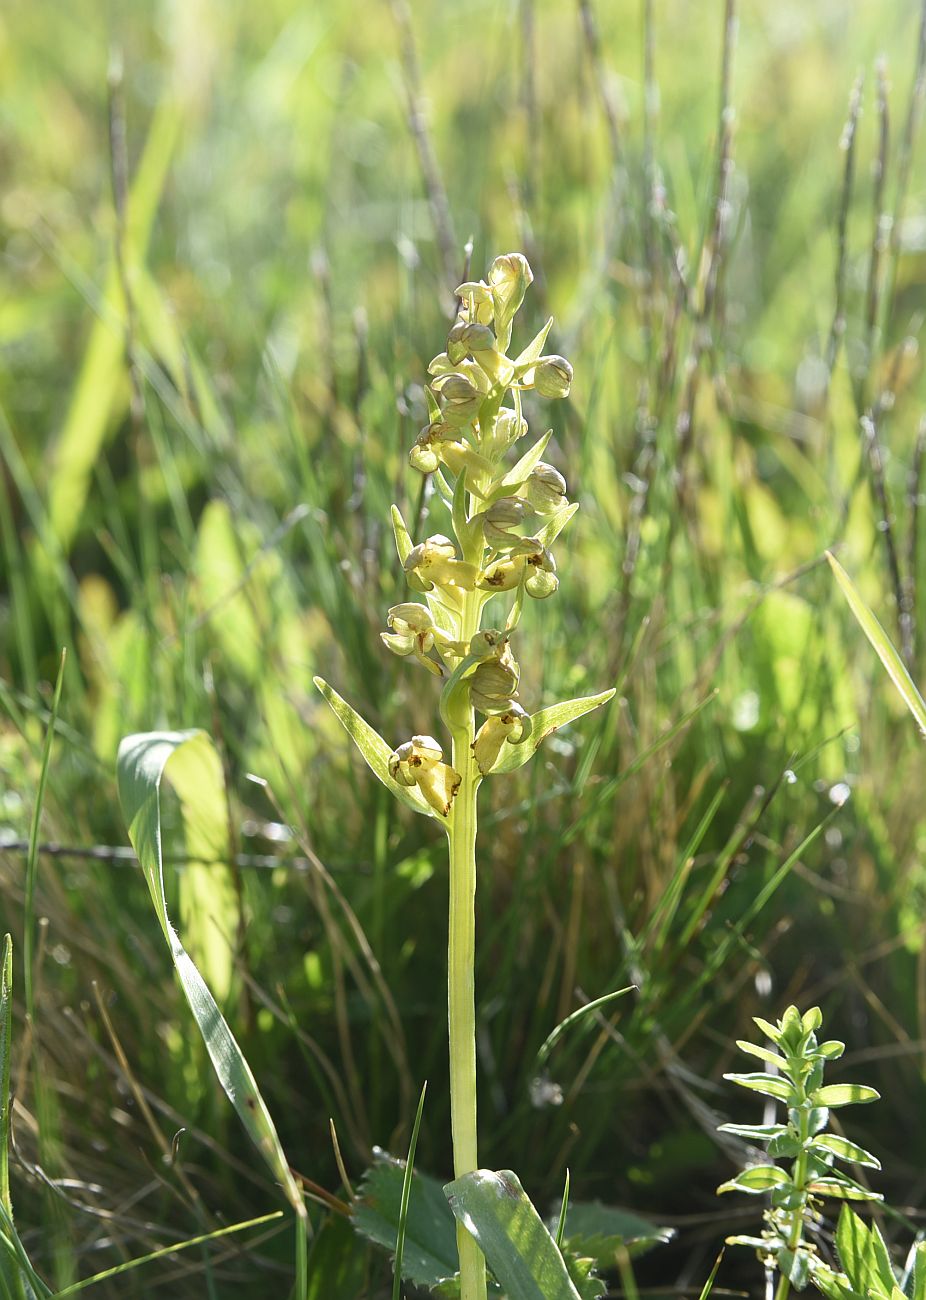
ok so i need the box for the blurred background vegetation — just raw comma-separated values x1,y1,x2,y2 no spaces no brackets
2,0,926,1293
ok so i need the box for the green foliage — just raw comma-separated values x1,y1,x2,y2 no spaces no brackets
3,0,926,1292
720,1006,882,1297
351,1155,460,1289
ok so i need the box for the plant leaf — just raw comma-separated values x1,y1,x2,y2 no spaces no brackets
444,1168,582,1300
560,1202,675,1263
717,1166,790,1194
496,430,553,493
811,1084,880,1108
826,551,926,735
351,1153,459,1288
807,1178,882,1202
723,1072,793,1102
736,1040,786,1069
811,1134,881,1169
116,732,304,1220
394,1083,428,1300
717,1123,789,1141
313,678,436,819
910,1241,926,1300
488,690,616,776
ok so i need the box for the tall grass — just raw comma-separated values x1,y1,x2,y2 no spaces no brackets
2,0,926,1292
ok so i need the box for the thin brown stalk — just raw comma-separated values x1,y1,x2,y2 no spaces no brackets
577,0,622,167
906,415,926,669
884,0,926,335
826,73,864,383
862,411,914,666
857,59,891,414
674,0,738,504
389,0,459,293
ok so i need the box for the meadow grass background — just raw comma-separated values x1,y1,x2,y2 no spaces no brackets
2,0,926,1293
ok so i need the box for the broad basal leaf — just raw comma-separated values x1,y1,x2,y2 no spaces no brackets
444,1169,581,1300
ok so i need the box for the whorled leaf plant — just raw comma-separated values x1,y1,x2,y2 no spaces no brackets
718,1005,882,1300
315,252,614,1300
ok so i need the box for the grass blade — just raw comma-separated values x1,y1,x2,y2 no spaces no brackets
393,1081,428,1300
827,550,926,734
51,1211,283,1295
116,730,308,1287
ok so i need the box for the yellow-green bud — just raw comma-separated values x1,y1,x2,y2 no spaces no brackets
446,323,469,365
459,322,496,353
525,462,567,514
533,355,573,399
482,497,530,546
488,253,533,335
524,546,558,599
480,408,528,459
432,372,483,427
470,655,520,714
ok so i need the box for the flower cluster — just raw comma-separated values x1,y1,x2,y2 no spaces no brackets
382,253,578,788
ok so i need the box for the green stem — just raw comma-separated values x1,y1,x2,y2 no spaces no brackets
774,1100,809,1300
447,591,487,1300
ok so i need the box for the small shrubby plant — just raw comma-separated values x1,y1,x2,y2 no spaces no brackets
718,1005,894,1300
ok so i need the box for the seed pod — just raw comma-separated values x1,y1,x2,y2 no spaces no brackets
533,355,573,399
525,462,567,514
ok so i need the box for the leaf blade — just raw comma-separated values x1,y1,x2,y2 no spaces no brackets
827,551,926,735
444,1169,582,1300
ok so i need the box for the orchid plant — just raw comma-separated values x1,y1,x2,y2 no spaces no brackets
315,252,614,1299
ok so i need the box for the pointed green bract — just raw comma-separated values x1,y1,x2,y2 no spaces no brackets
487,690,616,775
313,677,437,819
